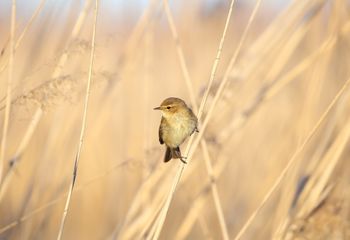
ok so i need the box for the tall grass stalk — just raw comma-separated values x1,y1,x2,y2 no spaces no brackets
56,0,99,239
0,0,16,186
233,76,350,240
161,0,230,238
151,0,237,239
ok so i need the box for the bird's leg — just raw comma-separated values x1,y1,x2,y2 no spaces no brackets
173,147,188,164
180,157,187,164
190,127,199,136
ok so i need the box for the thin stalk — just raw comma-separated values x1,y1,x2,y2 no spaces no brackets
56,0,99,239
0,160,128,235
0,0,16,185
0,108,43,202
0,0,47,75
233,77,350,240
162,0,231,238
151,0,237,239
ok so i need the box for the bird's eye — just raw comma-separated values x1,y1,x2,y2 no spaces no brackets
167,106,171,109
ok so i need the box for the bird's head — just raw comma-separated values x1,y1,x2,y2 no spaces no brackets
154,97,187,117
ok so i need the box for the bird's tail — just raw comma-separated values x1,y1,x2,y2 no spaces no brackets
164,147,182,163
164,147,172,162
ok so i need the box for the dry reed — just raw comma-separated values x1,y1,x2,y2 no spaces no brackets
0,0,16,187
151,0,236,239
56,0,99,239
1,1,350,239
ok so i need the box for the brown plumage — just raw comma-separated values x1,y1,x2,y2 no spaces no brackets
154,97,198,163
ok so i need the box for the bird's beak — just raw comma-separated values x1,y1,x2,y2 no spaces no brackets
153,106,161,110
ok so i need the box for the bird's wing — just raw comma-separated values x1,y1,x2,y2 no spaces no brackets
159,118,164,144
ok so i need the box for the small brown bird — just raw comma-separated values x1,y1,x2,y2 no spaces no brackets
154,97,198,163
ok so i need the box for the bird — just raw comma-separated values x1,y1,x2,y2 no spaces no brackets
154,97,198,163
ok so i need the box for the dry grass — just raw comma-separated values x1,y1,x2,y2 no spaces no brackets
1,0,350,239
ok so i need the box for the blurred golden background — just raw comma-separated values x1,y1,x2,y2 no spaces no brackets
0,0,350,239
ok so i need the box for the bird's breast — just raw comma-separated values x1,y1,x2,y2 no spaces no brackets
161,114,196,148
